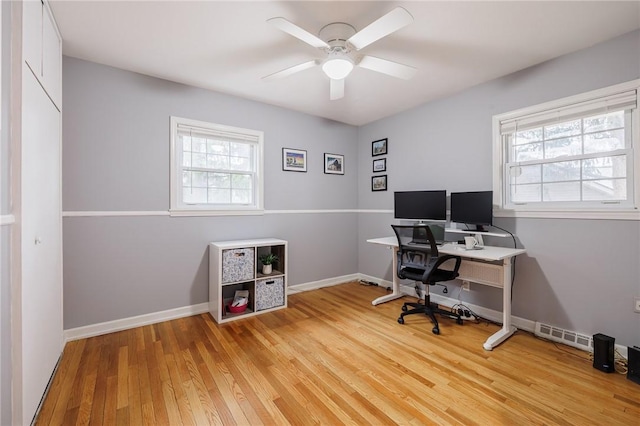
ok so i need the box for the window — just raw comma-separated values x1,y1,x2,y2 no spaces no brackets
170,117,263,216
493,80,640,219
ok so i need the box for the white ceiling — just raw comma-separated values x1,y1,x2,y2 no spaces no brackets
49,1,640,126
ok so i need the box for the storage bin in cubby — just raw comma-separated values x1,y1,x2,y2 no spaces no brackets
255,276,285,311
222,248,254,283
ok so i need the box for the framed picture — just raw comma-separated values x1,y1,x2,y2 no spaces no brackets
372,138,388,156
282,148,307,172
372,175,387,191
372,158,386,172
324,153,344,175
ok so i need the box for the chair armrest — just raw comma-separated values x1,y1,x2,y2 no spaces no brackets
421,255,462,281
434,255,462,273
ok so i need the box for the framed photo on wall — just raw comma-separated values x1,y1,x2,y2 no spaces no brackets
372,158,386,172
372,138,388,156
372,175,387,191
282,148,307,172
324,153,344,175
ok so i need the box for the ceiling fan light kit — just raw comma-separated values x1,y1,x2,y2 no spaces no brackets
322,57,354,80
265,7,415,100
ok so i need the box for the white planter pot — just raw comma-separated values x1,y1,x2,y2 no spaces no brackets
262,264,272,275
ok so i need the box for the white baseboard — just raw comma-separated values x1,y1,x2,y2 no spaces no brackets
64,274,361,341
287,273,361,294
63,302,210,342
63,273,540,343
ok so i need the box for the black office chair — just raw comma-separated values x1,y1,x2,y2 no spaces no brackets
391,224,463,335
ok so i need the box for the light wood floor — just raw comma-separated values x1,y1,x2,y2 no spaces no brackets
36,282,640,425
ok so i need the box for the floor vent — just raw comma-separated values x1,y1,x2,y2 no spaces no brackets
534,322,592,352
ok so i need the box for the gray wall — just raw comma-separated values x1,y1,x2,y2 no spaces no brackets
62,58,359,329
358,30,640,347
1,1,12,424
64,30,640,347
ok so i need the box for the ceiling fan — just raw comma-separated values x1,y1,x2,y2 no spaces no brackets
263,7,417,100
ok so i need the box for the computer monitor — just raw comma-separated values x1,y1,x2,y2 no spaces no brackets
394,190,447,222
450,191,493,232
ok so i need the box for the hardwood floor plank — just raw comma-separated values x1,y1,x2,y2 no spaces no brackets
116,345,128,410
35,282,640,425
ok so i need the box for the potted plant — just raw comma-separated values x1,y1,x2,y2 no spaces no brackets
259,253,278,275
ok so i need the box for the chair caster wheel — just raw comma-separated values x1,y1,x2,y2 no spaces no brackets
397,317,405,324
401,305,408,312
432,327,440,335
456,318,463,325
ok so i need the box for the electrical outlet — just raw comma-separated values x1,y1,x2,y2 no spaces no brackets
634,297,640,313
461,281,470,291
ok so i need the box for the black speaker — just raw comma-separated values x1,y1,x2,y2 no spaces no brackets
627,346,640,385
592,333,615,373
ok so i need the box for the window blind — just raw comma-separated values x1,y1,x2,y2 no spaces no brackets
177,124,260,143
500,90,637,135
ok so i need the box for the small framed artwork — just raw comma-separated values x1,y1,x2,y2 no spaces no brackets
372,158,386,173
324,153,344,175
372,175,387,191
282,148,307,172
372,138,388,156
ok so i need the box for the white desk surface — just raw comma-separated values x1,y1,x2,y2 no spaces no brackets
367,236,526,261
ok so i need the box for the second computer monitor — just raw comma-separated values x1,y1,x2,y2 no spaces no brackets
450,191,493,231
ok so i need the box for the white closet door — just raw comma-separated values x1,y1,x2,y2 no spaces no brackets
21,68,63,424
22,0,42,77
41,2,61,108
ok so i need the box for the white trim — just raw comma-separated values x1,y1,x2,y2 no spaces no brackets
169,208,264,217
356,209,393,214
63,302,209,342
495,208,640,220
62,209,391,217
0,214,15,225
287,274,361,294
62,210,170,217
264,209,361,214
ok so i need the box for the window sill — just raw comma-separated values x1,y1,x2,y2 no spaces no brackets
494,208,640,221
169,208,264,217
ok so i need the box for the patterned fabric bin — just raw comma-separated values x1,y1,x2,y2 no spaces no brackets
221,248,255,284
255,277,285,311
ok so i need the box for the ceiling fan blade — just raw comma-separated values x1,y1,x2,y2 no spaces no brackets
330,79,345,100
358,55,416,80
267,17,330,49
347,7,413,50
262,60,318,81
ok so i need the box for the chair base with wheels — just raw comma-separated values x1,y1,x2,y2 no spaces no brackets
397,293,463,335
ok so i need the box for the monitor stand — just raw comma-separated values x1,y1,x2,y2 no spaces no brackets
471,225,487,247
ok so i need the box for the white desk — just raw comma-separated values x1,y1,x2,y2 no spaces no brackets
367,236,526,350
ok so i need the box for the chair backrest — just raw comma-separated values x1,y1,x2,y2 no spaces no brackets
391,225,439,275
392,224,439,255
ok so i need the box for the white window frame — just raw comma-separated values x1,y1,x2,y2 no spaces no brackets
170,116,264,217
492,80,640,220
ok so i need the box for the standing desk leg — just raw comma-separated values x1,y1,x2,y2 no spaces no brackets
483,257,517,350
372,247,404,305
